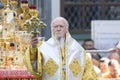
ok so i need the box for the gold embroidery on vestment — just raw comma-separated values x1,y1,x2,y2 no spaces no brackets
43,58,58,77
69,59,81,76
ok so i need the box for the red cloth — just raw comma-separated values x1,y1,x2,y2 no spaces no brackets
0,69,35,78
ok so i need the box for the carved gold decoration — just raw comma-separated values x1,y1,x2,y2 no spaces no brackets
23,16,46,37
29,5,39,17
43,58,58,77
18,0,30,29
2,3,17,33
21,0,29,13
10,0,18,9
0,0,46,70
69,59,81,76
2,0,7,5
2,0,8,9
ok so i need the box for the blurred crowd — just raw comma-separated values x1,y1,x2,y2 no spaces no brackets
82,39,120,79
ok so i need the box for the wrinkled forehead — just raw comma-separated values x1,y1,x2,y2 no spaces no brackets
51,17,68,27
53,20,66,27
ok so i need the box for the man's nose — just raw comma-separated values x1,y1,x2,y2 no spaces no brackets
57,26,61,30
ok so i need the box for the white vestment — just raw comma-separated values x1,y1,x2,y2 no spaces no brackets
39,34,85,80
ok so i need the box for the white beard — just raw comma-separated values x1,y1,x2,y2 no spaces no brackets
56,37,65,48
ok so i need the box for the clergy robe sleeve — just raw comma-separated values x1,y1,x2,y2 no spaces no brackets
24,47,43,79
82,53,98,80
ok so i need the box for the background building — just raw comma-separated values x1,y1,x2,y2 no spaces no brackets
31,0,120,41
1,0,120,40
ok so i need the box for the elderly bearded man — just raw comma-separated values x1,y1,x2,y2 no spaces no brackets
24,17,98,80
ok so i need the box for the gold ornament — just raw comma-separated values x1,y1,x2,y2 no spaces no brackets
23,16,46,37
10,0,18,9
29,5,39,17
21,0,29,13
2,0,8,8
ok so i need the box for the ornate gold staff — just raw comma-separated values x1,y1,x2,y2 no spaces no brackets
23,16,46,37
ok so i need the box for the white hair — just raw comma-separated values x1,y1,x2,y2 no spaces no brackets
51,17,69,29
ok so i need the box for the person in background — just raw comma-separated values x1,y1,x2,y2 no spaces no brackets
82,39,101,59
99,57,110,77
102,59,120,78
82,39,96,50
24,17,98,80
91,53,101,75
108,52,120,64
